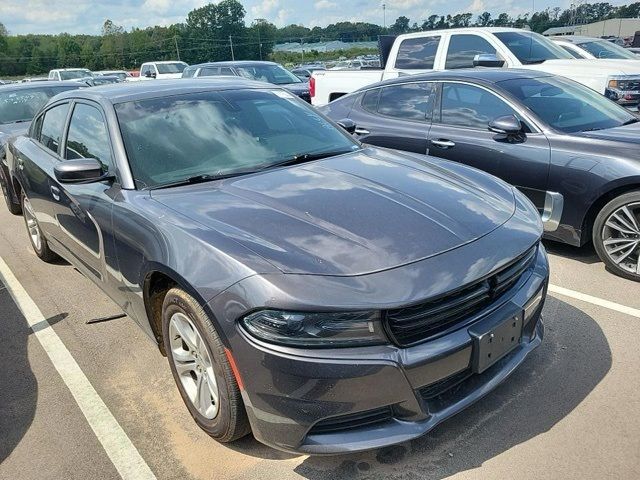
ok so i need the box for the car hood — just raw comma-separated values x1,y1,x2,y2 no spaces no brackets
574,121,640,144
151,148,516,276
280,82,310,96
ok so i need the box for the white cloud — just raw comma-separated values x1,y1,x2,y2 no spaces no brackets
251,0,280,18
467,0,486,14
315,0,337,10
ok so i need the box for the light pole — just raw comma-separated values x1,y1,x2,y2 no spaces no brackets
382,3,386,29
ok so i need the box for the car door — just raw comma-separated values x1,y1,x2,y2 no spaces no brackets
348,82,435,154
427,81,551,210
51,100,117,285
17,102,72,240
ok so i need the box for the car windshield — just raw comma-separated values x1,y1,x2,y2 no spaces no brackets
60,70,92,80
577,40,638,59
156,63,187,74
495,31,573,64
115,89,359,189
235,64,302,85
499,76,637,133
0,87,76,124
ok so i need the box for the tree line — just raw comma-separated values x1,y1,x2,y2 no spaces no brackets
0,0,639,77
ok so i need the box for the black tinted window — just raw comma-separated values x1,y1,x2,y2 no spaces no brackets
494,31,572,64
445,35,497,69
440,83,516,129
378,83,433,120
559,45,585,58
39,103,70,154
0,86,77,124
65,104,112,169
361,88,380,113
395,36,440,69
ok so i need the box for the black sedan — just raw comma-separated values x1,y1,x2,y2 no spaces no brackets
0,80,83,214
182,61,311,102
6,78,547,454
321,69,640,281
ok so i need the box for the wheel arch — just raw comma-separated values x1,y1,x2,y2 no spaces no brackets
142,264,221,356
582,180,640,244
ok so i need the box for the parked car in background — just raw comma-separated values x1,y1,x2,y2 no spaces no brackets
291,64,325,81
551,36,640,60
183,61,311,102
6,78,547,454
321,69,640,281
311,28,640,109
329,59,368,70
139,61,188,80
48,68,93,81
81,75,121,86
94,70,133,82
22,77,49,83
0,81,84,214
629,47,640,56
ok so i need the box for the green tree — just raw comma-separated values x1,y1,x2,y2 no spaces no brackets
390,16,410,34
476,12,492,27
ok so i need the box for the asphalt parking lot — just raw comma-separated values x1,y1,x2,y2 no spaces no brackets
0,204,638,480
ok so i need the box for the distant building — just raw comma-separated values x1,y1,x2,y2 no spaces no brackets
543,18,640,38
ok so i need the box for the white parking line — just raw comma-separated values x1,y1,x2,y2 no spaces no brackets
0,257,156,480
549,284,640,319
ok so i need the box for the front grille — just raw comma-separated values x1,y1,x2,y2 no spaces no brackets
620,80,640,91
385,246,537,347
308,406,393,435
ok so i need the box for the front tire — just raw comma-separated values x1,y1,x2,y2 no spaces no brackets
593,191,640,282
0,166,21,215
21,192,58,262
162,288,250,442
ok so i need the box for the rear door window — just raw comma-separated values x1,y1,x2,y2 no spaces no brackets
445,35,497,69
377,83,434,121
38,103,70,155
395,36,441,70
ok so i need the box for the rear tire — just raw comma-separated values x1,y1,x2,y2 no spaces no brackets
592,191,640,282
21,192,58,262
162,288,250,442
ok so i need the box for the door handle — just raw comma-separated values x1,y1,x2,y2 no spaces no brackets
354,127,370,135
50,186,60,201
431,139,456,149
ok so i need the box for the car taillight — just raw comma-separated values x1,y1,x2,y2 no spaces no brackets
310,76,315,98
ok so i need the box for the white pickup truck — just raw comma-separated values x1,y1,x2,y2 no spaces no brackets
311,27,640,108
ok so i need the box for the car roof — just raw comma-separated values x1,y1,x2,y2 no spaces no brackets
142,60,186,65
49,78,279,104
396,27,533,40
51,68,91,71
0,80,83,92
357,68,553,91
550,35,602,44
190,60,278,68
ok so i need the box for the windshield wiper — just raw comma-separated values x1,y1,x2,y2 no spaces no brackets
151,172,246,190
261,149,356,171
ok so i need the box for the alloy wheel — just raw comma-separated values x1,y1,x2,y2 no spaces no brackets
601,202,640,275
22,196,42,252
169,312,220,419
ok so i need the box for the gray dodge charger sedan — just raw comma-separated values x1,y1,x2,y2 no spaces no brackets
6,79,548,454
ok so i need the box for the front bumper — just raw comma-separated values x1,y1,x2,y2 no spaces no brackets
227,247,548,454
605,88,640,109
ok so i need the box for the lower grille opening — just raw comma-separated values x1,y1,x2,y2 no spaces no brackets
419,369,473,401
308,406,394,435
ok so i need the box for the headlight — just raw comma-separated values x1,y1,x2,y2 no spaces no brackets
241,310,387,347
607,75,640,92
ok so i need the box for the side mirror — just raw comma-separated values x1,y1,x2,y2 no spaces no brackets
337,118,357,134
54,159,112,184
488,115,523,135
473,54,505,68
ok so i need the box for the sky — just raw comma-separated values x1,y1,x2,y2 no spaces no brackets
0,0,634,35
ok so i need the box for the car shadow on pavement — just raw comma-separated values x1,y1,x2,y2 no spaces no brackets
0,280,67,463
292,297,611,480
543,239,600,265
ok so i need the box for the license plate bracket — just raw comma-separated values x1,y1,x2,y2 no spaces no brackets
470,313,523,374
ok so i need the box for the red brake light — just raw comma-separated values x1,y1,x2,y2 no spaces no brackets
310,76,315,98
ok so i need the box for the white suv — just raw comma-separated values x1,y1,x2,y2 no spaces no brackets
48,68,93,81
139,61,188,80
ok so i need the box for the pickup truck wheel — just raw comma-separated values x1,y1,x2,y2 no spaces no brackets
593,191,640,282
0,166,21,215
21,192,58,262
162,288,250,442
